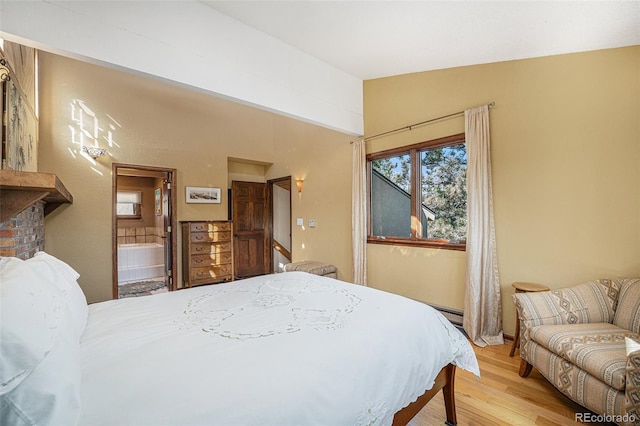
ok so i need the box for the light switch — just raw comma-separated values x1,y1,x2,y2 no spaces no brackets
296,218,304,226
309,219,316,228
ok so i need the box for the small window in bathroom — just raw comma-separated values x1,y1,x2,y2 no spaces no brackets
117,191,142,219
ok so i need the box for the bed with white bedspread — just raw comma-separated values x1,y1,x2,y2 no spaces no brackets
0,253,480,426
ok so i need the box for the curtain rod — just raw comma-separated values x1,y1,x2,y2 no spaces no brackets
351,101,495,144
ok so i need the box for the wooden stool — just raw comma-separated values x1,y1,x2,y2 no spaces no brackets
509,282,550,357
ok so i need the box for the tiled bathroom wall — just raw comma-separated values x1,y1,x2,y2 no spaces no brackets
117,226,164,244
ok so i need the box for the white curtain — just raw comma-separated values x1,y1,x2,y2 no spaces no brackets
352,139,367,286
463,105,504,347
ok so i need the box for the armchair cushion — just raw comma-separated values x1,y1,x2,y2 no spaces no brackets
613,279,640,334
530,323,637,391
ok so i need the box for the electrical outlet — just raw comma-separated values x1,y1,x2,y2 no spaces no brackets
309,219,316,228
296,218,304,226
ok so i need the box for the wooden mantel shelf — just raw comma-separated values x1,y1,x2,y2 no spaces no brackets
0,170,73,223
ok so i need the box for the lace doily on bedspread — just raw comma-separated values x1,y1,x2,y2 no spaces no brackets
178,275,362,339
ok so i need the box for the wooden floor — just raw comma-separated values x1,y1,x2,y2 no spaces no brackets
409,342,616,426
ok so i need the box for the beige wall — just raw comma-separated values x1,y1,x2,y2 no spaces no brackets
37,46,640,336
38,52,353,303
364,46,640,336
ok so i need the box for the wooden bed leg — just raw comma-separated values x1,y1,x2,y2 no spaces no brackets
442,364,457,426
519,359,533,378
392,364,458,426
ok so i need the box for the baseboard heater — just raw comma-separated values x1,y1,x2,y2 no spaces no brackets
427,303,467,337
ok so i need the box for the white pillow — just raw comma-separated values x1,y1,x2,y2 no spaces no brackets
627,336,640,356
26,251,88,339
0,257,82,425
0,297,81,426
31,251,80,281
0,257,64,394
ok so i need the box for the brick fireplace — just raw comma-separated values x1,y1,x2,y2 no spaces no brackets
0,201,46,259
0,170,73,259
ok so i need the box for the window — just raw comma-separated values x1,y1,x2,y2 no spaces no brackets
368,133,466,250
117,190,142,219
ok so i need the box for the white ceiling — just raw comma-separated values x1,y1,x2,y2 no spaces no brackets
2,0,638,134
202,1,640,80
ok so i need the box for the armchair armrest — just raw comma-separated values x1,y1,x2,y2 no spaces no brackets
624,340,640,426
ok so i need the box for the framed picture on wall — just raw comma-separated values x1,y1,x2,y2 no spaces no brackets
155,188,162,215
186,186,221,204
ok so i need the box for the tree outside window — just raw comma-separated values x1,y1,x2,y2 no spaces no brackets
368,133,466,251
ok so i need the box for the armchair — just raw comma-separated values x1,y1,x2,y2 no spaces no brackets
513,278,640,425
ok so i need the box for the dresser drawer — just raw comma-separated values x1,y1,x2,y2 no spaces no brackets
190,265,232,282
190,242,231,255
182,221,234,288
190,231,231,243
189,222,231,233
190,252,232,268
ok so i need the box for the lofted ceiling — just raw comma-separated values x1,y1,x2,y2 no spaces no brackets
202,0,640,80
1,0,638,134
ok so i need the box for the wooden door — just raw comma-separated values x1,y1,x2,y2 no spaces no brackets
232,181,270,278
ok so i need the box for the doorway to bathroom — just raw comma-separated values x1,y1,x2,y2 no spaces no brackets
112,163,177,299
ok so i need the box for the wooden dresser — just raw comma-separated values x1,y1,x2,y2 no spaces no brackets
181,221,233,287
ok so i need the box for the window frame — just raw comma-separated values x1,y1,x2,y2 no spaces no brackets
366,133,466,251
116,190,143,220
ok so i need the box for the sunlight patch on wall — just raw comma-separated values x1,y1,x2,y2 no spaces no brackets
68,99,122,165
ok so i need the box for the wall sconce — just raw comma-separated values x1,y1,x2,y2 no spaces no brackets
0,58,10,82
295,179,304,193
82,145,107,159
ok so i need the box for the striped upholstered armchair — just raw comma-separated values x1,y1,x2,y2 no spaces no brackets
513,278,640,426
